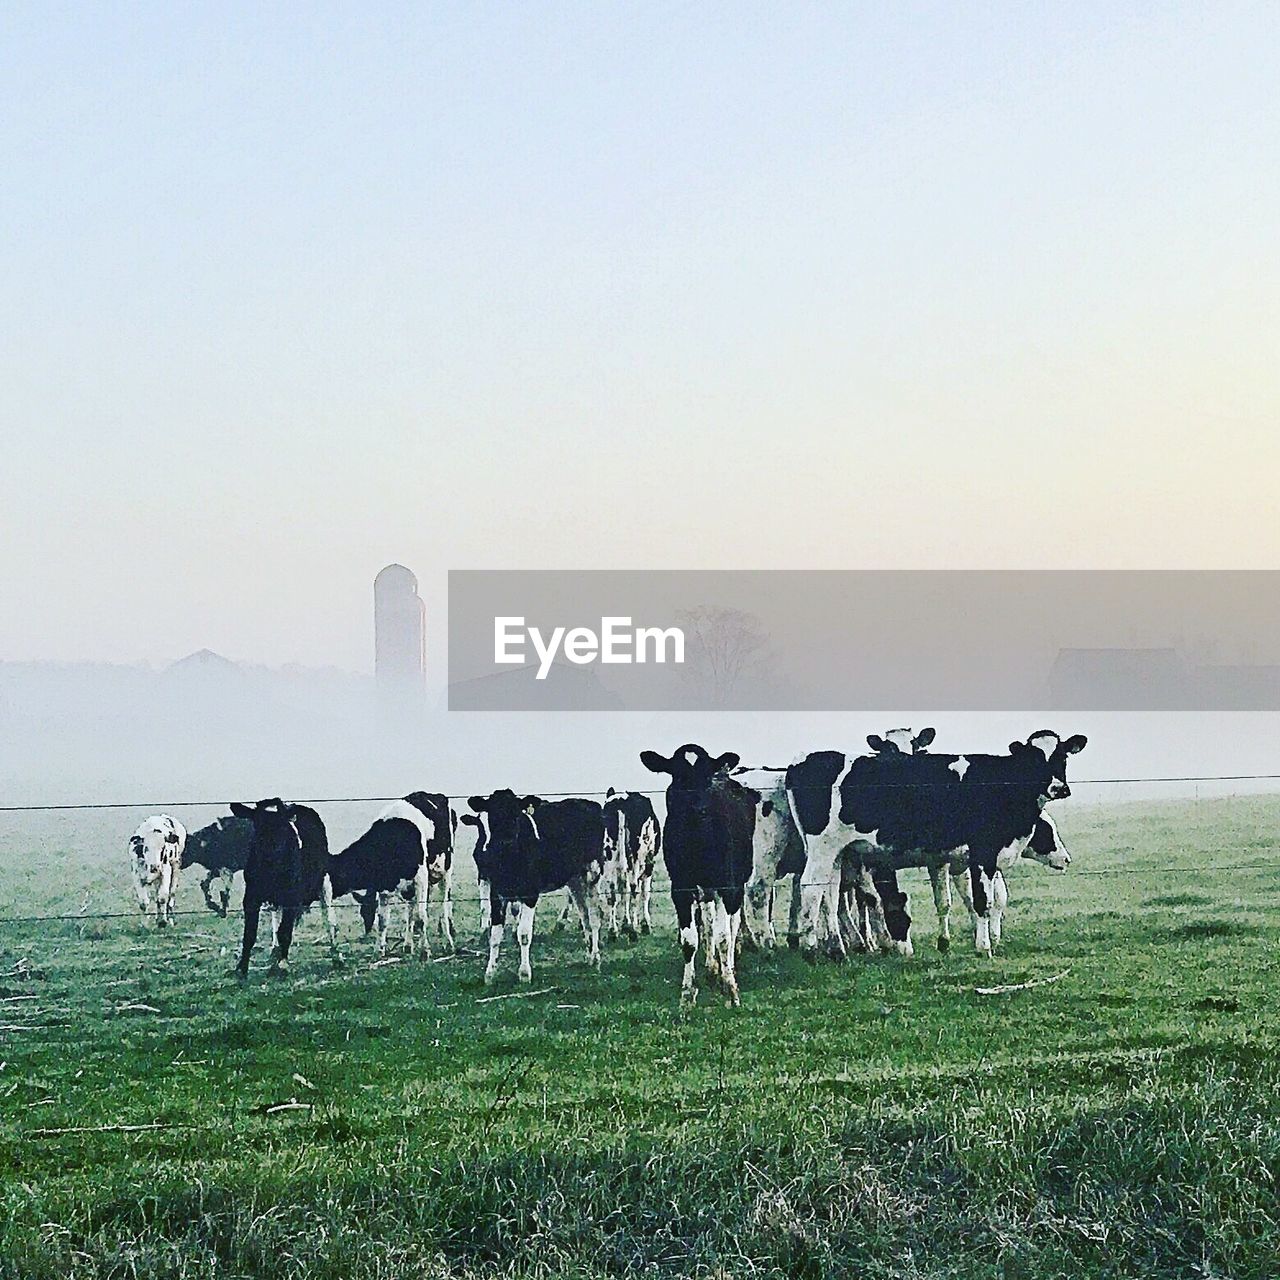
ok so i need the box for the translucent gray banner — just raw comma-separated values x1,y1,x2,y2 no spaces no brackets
447,571,1280,711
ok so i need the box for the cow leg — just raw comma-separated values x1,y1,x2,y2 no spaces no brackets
567,879,601,969
155,861,174,928
744,875,771,951
321,873,339,954
438,865,455,950
484,894,506,985
930,864,953,953
796,833,846,960
968,854,998,956
699,897,720,978
220,872,233,917
640,872,654,935
673,889,699,1007
373,892,394,956
273,910,297,970
515,900,537,983
787,872,803,949
413,863,432,959
237,895,262,976
710,897,740,1007
990,871,1009,948
200,871,219,914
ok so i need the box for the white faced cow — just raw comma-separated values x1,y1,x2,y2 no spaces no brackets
128,815,186,927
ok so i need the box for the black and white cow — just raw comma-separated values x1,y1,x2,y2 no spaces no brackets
785,730,1086,959
326,792,455,957
599,788,661,938
128,814,186,927
465,791,607,984
230,798,333,977
938,809,1073,952
181,814,253,916
641,745,757,1007
733,767,804,951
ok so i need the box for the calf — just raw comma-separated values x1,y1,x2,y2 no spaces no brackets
600,788,661,938
231,798,333,976
641,744,757,1007
327,792,456,957
181,814,252,916
932,808,1072,953
466,791,607,984
128,814,186,927
786,730,1086,959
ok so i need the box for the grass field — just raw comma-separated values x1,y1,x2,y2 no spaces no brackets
0,794,1277,1278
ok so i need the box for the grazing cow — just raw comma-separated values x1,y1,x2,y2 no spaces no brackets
641,744,757,1007
128,814,186,927
327,792,456,957
181,814,253,916
230,798,333,976
466,791,607,984
600,788,661,938
786,730,1086,958
737,731,936,953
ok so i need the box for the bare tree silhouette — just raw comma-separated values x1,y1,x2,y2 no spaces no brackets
677,606,774,707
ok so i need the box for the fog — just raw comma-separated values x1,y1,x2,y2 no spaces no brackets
4,656,1280,813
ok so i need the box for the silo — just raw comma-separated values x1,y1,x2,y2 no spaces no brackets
374,564,426,702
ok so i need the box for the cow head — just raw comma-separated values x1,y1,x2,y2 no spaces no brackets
230,798,302,866
1021,810,1072,870
867,726,936,755
640,743,741,789
1009,730,1087,801
466,790,540,862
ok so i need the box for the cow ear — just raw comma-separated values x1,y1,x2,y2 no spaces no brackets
451,810,458,831
913,727,936,750
1062,733,1088,755
459,813,480,827
867,734,892,753
467,795,486,813
229,802,253,818
640,750,672,775
606,786,617,798
1008,740,1028,755
713,752,741,772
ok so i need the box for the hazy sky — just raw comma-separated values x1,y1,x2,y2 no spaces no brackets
3,2,1277,671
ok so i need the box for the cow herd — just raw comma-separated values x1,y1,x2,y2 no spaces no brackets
125,726,1086,1005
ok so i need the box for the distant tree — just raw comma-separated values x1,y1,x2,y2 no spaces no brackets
677,606,774,707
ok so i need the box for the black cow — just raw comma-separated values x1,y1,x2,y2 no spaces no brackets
640,744,757,1007
600,788,661,938
181,814,253,916
465,791,607,984
785,730,1086,958
230,798,333,977
327,793,456,958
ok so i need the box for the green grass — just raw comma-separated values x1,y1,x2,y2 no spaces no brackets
0,795,1277,1278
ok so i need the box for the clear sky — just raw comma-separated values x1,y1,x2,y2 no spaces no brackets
2,2,1277,670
